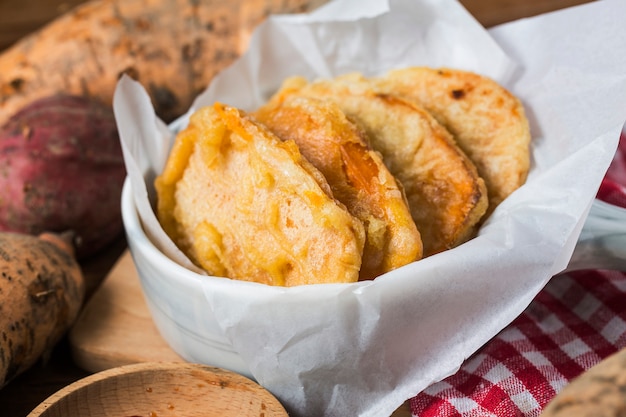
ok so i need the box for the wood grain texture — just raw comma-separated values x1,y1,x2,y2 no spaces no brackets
27,362,288,417
460,0,594,27
0,0,87,51
69,251,183,373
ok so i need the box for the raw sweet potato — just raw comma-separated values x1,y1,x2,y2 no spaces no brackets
0,94,125,258
0,0,328,126
0,231,85,389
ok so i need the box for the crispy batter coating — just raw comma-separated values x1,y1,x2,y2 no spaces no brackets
374,67,531,215
154,102,365,286
270,74,488,256
254,95,422,280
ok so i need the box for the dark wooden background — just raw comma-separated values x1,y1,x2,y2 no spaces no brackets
0,0,594,416
0,0,594,52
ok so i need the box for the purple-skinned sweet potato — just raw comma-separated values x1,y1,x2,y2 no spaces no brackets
0,94,126,258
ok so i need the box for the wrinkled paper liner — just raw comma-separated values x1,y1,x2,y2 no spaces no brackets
113,0,626,416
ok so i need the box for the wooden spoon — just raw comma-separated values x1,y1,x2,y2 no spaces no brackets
27,362,288,417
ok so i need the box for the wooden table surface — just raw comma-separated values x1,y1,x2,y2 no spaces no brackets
0,0,594,416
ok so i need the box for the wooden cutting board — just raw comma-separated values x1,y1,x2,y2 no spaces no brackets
69,250,183,373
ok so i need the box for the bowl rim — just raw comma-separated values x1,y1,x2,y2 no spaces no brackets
121,178,210,288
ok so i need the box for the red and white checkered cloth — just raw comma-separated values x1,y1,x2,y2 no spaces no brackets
409,131,626,417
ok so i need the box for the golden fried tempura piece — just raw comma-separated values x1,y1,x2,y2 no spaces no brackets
374,67,531,214
154,102,365,286
254,95,422,280
270,74,488,256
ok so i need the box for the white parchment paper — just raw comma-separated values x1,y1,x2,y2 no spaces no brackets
113,0,626,416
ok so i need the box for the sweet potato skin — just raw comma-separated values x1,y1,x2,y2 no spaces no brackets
0,232,84,389
0,94,126,258
0,0,327,256
0,0,327,126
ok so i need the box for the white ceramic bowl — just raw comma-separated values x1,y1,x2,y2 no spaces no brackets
121,165,626,410
121,180,252,378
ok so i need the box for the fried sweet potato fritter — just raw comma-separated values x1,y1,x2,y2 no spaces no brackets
254,95,422,280
270,74,488,256
374,67,531,215
154,102,365,286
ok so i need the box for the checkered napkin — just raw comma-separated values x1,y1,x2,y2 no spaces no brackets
409,132,626,417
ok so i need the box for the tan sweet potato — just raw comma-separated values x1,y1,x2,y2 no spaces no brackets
0,94,126,258
0,0,328,127
0,231,84,389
